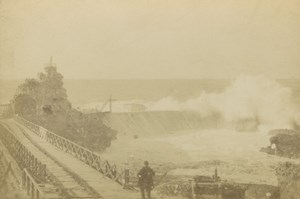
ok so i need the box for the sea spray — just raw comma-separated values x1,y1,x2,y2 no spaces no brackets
148,76,299,131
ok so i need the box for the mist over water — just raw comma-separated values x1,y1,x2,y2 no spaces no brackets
1,77,300,132
149,76,300,131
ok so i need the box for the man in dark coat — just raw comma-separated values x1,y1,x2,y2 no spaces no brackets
137,161,155,199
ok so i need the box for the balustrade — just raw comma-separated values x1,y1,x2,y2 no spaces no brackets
0,124,48,182
15,116,129,187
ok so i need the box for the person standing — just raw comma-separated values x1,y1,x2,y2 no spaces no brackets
137,161,155,199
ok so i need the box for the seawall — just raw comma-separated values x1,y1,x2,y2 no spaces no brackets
99,111,222,137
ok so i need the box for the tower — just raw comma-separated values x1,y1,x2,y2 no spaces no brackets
45,56,57,74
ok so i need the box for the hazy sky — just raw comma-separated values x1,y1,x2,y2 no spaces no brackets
0,0,300,79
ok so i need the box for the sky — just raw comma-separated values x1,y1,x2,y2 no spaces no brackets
0,0,300,79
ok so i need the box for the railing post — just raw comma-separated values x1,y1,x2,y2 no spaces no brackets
190,179,195,199
31,182,34,199
34,157,38,175
28,153,32,172
36,189,40,199
27,176,30,195
22,170,26,188
42,164,47,180
218,183,222,199
11,102,15,116
123,164,130,189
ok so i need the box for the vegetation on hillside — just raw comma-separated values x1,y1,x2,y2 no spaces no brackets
15,63,71,115
13,62,117,151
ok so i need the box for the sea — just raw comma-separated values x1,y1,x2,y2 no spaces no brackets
1,79,300,108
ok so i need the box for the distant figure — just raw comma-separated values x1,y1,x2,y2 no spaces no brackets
137,161,155,199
